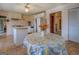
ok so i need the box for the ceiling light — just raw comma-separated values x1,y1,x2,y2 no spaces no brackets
25,3,30,12
25,8,29,12
27,4,30,8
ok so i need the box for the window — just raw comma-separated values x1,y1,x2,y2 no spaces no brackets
0,18,4,33
0,16,6,34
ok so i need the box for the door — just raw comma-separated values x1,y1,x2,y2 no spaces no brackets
50,15,54,33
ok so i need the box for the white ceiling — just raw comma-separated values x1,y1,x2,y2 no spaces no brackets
0,3,66,15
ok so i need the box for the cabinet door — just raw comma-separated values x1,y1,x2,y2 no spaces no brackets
69,8,79,42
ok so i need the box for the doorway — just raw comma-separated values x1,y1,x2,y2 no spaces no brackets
50,11,62,35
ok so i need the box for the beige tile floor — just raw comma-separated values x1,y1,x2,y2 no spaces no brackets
65,40,79,55
0,35,14,48
0,35,79,55
0,35,27,55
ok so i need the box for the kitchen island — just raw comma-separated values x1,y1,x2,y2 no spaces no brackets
13,27,28,46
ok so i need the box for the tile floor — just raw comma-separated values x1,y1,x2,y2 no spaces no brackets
0,35,79,55
65,40,79,55
0,35,27,55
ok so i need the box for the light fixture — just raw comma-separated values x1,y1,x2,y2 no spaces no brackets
25,3,30,12
25,8,29,12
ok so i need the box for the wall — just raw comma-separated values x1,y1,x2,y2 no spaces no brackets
68,8,79,42
0,10,34,35
23,15,34,26
0,10,22,35
7,11,22,35
46,4,79,40
33,12,46,32
0,10,22,19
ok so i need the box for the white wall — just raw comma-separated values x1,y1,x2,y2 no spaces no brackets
0,10,22,35
68,8,79,42
46,4,79,40
33,12,46,32
23,15,34,26
0,10,34,36
7,12,22,35
62,10,68,40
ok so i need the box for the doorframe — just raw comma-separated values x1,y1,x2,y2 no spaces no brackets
49,11,62,35
50,13,55,33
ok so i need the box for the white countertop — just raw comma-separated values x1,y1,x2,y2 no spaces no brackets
13,26,28,29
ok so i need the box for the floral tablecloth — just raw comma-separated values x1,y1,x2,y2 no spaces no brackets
23,32,68,55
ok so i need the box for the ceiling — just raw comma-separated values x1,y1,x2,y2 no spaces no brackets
0,3,67,15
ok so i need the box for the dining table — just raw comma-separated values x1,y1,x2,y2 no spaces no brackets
23,32,67,55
